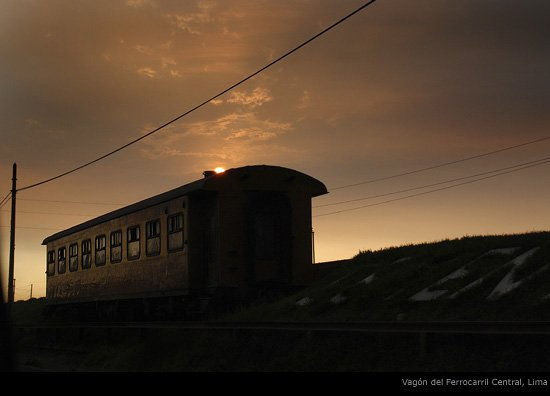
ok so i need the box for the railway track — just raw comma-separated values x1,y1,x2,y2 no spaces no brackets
11,320,550,372
10,321,550,335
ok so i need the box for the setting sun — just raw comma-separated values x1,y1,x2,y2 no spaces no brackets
214,167,225,174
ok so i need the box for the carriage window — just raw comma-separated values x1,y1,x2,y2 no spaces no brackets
146,219,161,256
127,225,140,260
167,213,184,251
47,250,55,276
69,243,79,272
57,247,66,274
82,239,92,269
95,235,106,266
110,230,122,263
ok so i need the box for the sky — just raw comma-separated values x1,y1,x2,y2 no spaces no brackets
1,0,550,300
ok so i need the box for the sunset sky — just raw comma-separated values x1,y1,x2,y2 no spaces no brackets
2,0,550,300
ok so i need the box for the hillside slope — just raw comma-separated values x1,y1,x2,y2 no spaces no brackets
227,231,550,322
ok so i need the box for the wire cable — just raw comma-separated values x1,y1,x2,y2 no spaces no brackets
18,198,124,206
16,0,378,193
329,136,550,191
0,225,63,231
315,155,550,208
0,192,11,209
314,157,550,218
1,210,99,217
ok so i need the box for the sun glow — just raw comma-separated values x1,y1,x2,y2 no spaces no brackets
214,167,225,174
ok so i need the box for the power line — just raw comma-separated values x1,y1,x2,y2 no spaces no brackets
0,192,11,209
16,0,378,193
314,157,550,218
0,192,10,205
1,210,98,217
10,158,550,225
329,136,550,191
315,155,550,208
0,225,63,231
18,198,124,206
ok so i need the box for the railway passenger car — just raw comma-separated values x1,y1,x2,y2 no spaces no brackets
43,165,327,317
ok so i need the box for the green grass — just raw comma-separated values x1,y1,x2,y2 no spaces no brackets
223,231,550,322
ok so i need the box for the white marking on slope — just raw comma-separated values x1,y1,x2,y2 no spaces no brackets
330,294,346,304
484,247,521,256
451,249,536,299
359,274,375,285
385,289,403,301
487,247,541,300
449,279,483,299
392,257,411,264
410,263,472,301
410,289,447,301
328,276,348,287
296,297,312,306
410,247,524,301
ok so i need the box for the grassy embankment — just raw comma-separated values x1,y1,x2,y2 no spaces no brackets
11,231,550,371
226,231,550,322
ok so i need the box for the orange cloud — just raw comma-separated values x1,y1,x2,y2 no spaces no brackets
139,111,292,163
227,87,273,108
137,67,157,78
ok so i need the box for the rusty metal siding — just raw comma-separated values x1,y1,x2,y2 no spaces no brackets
46,196,189,304
44,165,327,304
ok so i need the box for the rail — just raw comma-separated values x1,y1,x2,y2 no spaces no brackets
10,321,550,335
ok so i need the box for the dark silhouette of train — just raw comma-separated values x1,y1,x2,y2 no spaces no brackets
43,165,327,318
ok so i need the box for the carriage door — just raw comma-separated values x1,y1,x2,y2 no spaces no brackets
247,192,291,285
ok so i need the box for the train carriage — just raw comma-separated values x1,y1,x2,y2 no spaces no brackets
43,165,327,317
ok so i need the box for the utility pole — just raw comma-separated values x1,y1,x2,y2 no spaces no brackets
30,283,33,300
8,163,16,306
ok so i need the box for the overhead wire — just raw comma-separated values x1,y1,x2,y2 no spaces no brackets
0,225,63,231
1,210,98,217
314,157,550,218
0,192,11,209
16,0,378,193
18,198,124,206
329,136,550,191
315,155,550,208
